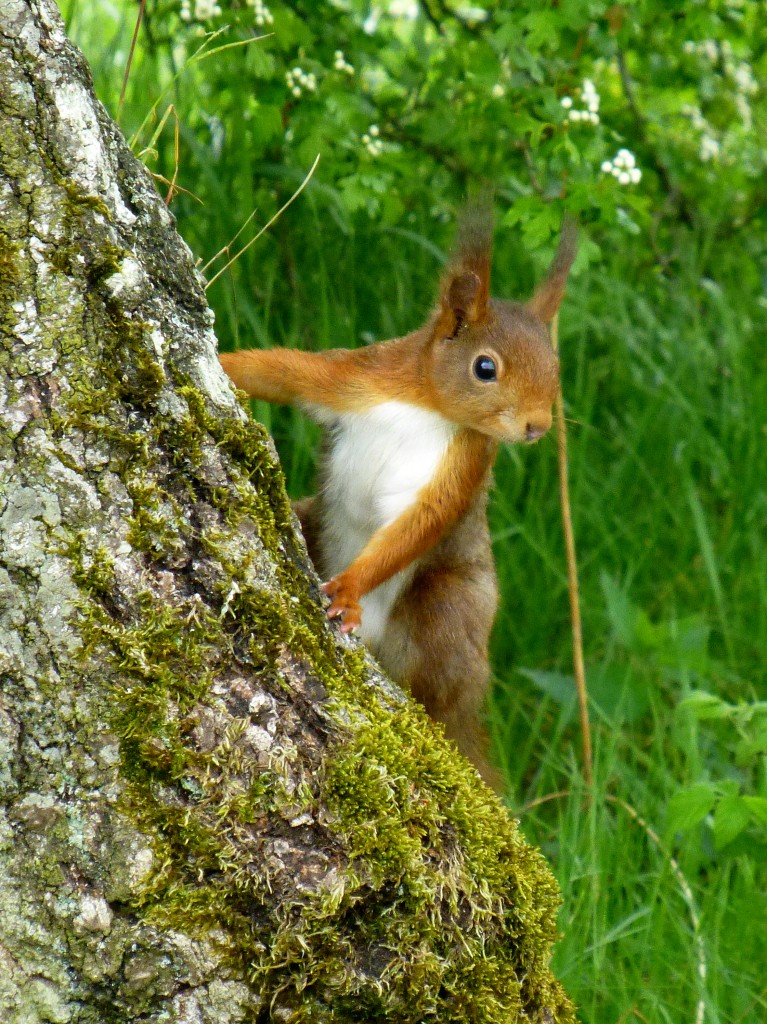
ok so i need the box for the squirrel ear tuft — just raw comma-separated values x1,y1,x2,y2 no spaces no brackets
527,216,578,323
438,199,493,336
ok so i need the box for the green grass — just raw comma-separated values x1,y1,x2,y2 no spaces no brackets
66,4,767,1021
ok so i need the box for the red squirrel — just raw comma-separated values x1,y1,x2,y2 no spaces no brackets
219,207,577,785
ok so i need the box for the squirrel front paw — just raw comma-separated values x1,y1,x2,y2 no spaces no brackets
321,575,362,634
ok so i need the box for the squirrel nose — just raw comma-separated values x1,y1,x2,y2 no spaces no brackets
525,422,548,443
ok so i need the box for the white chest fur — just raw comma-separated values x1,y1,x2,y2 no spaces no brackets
319,401,456,647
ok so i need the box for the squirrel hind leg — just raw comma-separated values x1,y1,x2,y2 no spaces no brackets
292,496,321,566
383,564,503,791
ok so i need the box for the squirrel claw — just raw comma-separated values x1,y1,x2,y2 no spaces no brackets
322,576,362,632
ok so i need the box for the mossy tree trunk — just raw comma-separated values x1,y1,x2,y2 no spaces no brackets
0,2,575,1021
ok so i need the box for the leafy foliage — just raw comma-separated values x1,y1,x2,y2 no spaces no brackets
72,0,767,314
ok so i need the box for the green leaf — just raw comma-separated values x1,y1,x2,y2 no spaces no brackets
587,663,650,725
714,794,752,850
521,205,560,249
572,235,601,273
522,11,560,50
666,783,716,834
736,721,767,766
517,669,577,707
678,692,732,721
600,573,637,647
249,104,283,147
502,195,539,228
247,47,276,80
742,797,767,825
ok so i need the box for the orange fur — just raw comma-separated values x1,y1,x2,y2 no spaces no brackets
322,430,494,629
219,210,577,786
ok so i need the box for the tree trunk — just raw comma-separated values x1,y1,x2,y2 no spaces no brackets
0,2,575,1021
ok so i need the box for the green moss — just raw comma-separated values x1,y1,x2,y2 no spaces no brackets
125,477,188,559
62,180,111,222
177,382,296,554
68,536,115,596
0,235,21,319
55,247,573,1020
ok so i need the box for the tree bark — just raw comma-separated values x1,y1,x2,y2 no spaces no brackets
0,2,575,1021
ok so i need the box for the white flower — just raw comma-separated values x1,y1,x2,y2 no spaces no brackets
735,92,753,129
249,0,274,25
685,39,720,63
700,135,720,161
492,83,505,98
682,104,707,131
362,127,383,157
286,67,317,97
582,78,600,113
602,149,642,185
390,0,419,15
733,63,758,96
334,49,355,74
194,0,221,20
564,80,600,126
615,148,636,169
455,4,489,23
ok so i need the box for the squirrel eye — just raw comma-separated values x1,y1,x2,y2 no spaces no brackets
473,355,497,382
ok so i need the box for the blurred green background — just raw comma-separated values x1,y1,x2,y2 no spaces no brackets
64,1,766,1020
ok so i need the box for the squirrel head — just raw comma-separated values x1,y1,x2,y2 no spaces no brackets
426,207,577,445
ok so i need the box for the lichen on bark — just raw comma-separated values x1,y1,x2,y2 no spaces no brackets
0,2,576,1021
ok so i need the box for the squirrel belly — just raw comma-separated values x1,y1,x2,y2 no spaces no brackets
316,400,458,648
